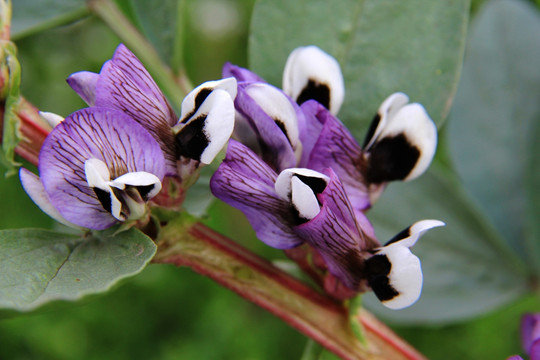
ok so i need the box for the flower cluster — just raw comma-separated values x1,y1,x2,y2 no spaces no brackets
210,46,444,309
20,43,444,310
20,44,237,229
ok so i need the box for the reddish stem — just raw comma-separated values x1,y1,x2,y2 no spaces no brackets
14,98,50,166
154,219,426,360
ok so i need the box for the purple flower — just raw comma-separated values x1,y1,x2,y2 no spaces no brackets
521,313,540,360
67,44,236,180
20,107,166,230
210,140,444,309
211,45,444,308
224,46,437,212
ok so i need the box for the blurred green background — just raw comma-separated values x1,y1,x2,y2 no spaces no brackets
1,0,537,359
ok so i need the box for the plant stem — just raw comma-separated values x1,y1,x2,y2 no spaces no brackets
87,0,191,108
13,97,48,166
154,217,426,360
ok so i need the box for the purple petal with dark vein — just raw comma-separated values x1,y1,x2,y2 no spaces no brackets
297,100,325,167
222,62,266,83
39,107,166,230
306,105,371,212
235,83,297,171
294,169,377,289
94,44,178,175
210,140,303,249
66,71,99,106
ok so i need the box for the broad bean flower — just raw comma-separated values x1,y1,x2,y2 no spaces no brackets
223,46,437,212
67,44,237,182
21,44,238,229
211,140,443,309
211,45,443,309
20,107,165,230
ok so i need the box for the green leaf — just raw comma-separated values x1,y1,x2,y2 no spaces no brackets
128,0,184,71
249,0,470,135
525,120,540,275
448,0,540,266
0,228,156,312
364,166,528,324
11,0,88,39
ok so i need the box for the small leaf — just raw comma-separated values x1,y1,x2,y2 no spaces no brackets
0,228,156,311
11,0,88,39
348,295,367,344
448,0,540,265
364,167,528,324
249,0,470,134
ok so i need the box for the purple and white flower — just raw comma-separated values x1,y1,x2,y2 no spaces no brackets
224,46,437,211
20,107,166,230
210,140,444,309
67,44,237,181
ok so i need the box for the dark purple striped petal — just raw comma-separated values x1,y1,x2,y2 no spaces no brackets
306,103,371,212
294,169,378,290
222,62,265,83
38,107,166,230
66,71,99,106
210,140,303,249
93,44,178,175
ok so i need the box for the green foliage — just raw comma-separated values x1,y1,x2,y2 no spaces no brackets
0,265,306,360
11,0,88,39
448,0,540,274
249,0,470,134
127,0,184,71
366,166,528,323
0,228,156,311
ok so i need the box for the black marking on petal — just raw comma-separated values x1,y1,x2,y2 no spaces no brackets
384,226,411,246
296,79,331,109
274,118,292,145
365,134,420,184
181,88,212,123
290,205,309,225
93,187,112,214
362,113,381,149
111,187,129,219
175,115,209,161
294,174,327,194
135,184,156,200
341,249,366,288
365,254,399,301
